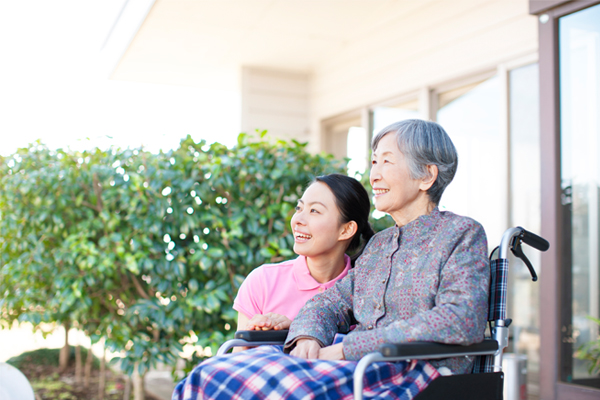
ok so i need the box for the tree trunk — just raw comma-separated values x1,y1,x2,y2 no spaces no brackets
99,343,106,400
75,345,82,384
122,375,131,400
59,321,70,373
132,364,144,400
84,346,93,388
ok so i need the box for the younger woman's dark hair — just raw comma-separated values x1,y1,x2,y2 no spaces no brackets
313,173,375,266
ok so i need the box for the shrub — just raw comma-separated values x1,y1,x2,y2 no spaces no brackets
7,347,100,370
0,132,350,375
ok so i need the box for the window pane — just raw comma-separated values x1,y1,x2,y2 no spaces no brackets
323,115,362,160
436,76,503,246
347,127,368,177
559,3,600,384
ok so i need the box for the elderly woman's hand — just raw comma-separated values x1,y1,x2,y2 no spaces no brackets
245,312,291,331
318,343,345,360
290,338,321,359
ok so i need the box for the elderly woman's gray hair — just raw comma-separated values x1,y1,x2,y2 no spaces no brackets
371,119,458,205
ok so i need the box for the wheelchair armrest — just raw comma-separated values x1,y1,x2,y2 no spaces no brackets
234,330,289,343
380,339,499,358
217,330,290,355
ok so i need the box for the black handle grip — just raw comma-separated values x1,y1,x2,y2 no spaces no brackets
518,227,550,252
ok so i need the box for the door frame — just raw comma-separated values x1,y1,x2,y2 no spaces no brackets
532,0,600,398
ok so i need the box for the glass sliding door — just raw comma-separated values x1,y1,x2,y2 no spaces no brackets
559,3,600,387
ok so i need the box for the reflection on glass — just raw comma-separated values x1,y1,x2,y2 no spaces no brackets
559,3,600,383
436,76,502,246
509,63,541,393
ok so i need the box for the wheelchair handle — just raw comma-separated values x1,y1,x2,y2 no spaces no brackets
518,227,550,252
498,227,549,282
499,227,549,259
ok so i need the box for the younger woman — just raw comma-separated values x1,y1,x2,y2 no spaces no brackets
234,173,374,332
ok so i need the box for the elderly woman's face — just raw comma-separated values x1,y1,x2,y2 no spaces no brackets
370,133,423,217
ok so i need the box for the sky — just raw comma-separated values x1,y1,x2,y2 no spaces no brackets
0,0,241,157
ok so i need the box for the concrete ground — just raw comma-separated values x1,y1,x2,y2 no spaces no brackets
146,368,177,400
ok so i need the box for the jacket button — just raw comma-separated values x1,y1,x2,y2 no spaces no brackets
376,304,381,309
367,325,373,330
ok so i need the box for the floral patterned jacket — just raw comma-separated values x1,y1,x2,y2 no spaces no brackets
284,208,490,375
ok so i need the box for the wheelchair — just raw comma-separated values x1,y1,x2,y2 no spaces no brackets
218,226,549,400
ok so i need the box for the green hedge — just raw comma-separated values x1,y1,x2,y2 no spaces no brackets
1,132,367,375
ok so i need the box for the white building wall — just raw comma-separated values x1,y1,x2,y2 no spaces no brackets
241,67,310,142
310,0,538,146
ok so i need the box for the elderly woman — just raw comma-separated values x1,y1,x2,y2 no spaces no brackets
173,119,489,400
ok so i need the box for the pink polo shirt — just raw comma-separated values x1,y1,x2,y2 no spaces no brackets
233,255,351,320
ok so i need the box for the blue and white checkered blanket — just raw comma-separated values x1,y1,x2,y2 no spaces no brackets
173,345,439,400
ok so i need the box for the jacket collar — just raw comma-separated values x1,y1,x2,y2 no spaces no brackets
395,207,441,245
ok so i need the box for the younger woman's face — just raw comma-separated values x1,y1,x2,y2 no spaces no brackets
290,182,349,258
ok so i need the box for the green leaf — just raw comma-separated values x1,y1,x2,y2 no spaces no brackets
207,248,224,258
259,247,276,258
126,255,139,274
188,279,199,293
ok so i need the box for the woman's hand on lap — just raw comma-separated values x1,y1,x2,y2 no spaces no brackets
318,343,345,360
290,339,321,359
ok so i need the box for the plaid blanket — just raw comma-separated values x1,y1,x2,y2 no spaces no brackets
172,346,439,400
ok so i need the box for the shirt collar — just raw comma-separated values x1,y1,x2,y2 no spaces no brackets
292,254,351,291
397,206,439,229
